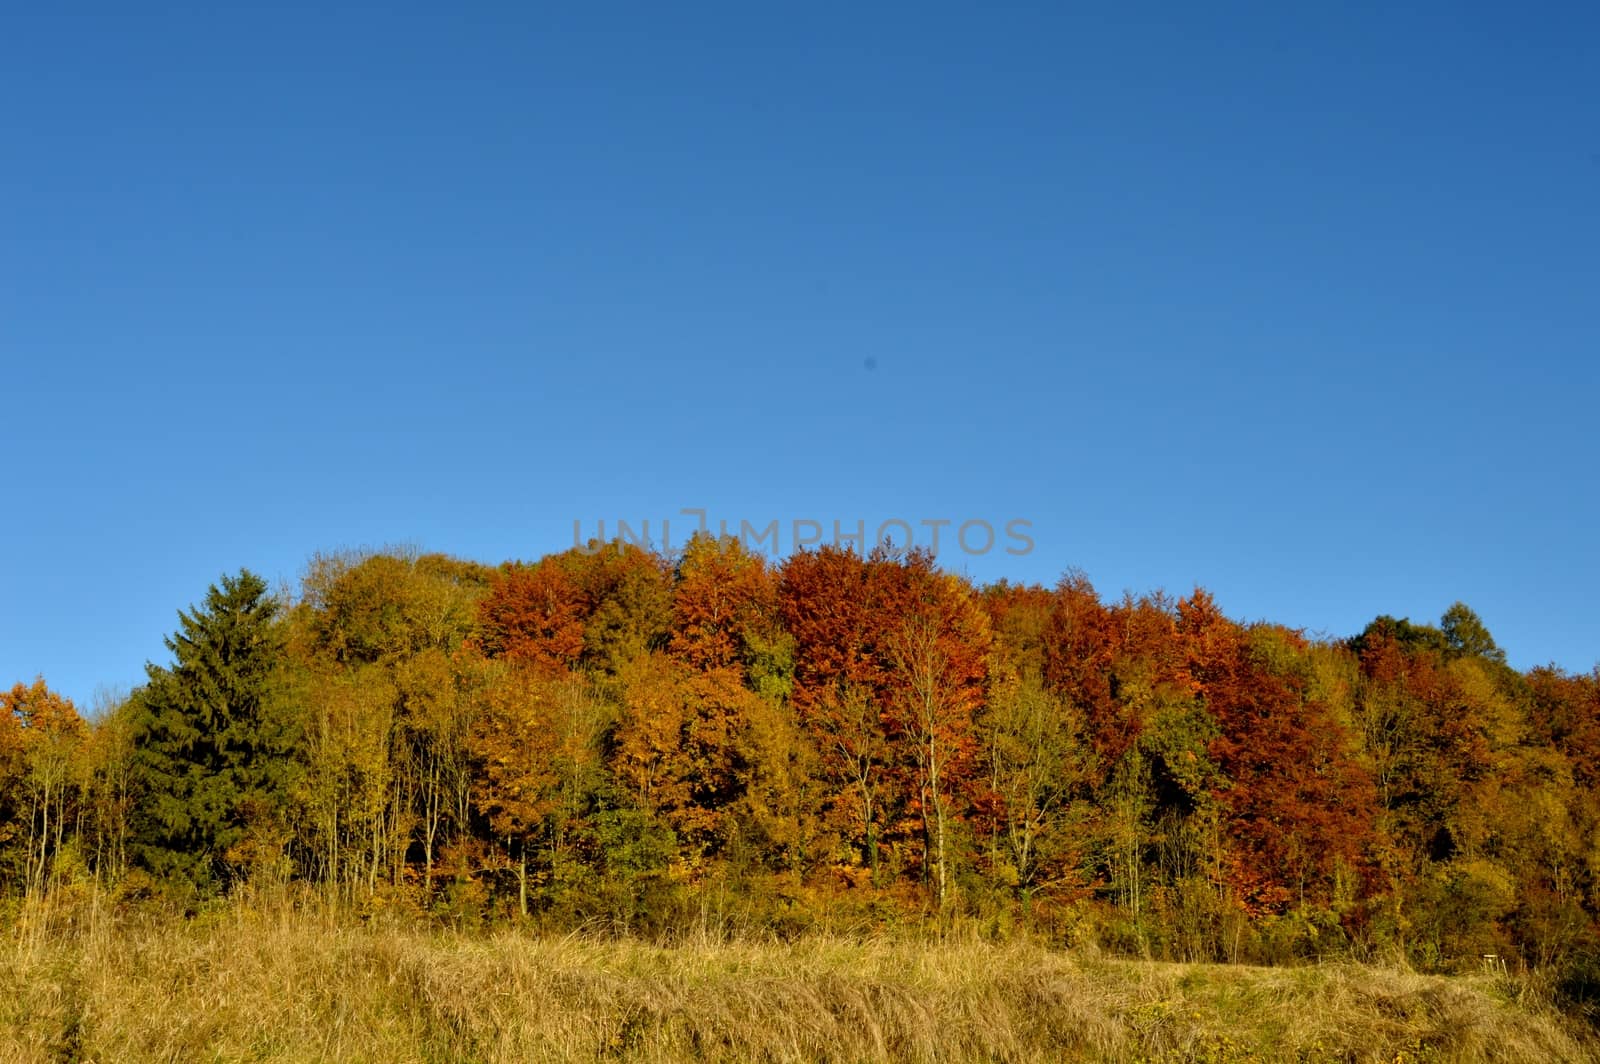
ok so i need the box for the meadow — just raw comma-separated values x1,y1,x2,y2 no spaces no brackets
1,901,1593,1063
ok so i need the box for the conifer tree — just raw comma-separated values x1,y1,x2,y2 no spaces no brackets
128,570,296,892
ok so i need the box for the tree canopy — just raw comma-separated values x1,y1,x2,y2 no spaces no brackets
5,543,1598,976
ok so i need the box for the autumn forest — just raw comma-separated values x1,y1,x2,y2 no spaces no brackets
5,536,1599,989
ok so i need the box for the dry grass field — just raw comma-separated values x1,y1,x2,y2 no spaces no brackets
0,904,1593,1063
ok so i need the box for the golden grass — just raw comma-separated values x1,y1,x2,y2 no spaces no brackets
0,906,1592,1062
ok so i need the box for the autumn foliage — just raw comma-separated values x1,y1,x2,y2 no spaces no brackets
4,537,1599,976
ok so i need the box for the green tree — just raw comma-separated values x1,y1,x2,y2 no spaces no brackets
1441,602,1507,665
128,570,297,893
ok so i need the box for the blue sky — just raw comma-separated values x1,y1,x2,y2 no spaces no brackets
3,3,1596,708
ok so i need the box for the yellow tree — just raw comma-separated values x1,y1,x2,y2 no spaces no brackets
395,648,483,894
81,696,137,885
979,583,1094,913
469,662,612,914
610,655,695,842
289,549,490,901
293,663,397,900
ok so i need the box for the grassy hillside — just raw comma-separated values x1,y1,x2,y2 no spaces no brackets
0,908,1593,1063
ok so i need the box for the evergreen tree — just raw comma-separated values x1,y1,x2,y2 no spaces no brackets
128,570,296,892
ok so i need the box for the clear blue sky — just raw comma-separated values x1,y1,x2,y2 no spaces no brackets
4,3,1596,709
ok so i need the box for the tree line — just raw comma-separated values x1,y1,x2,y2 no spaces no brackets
4,536,1599,973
